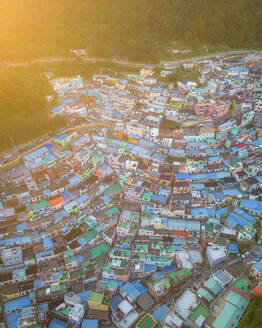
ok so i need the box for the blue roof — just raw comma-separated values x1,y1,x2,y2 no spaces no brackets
43,236,53,249
75,195,89,205
151,152,166,162
208,218,221,226
76,254,84,264
105,146,118,152
254,260,262,274
49,318,67,328
185,220,201,232
77,237,87,246
234,208,255,223
72,135,88,147
53,209,68,220
103,277,123,287
61,191,74,201
35,249,53,260
5,296,30,312
229,212,251,227
191,207,208,217
151,194,167,203
109,294,123,312
51,104,65,114
223,188,242,197
81,319,98,328
144,264,156,273
161,265,177,274
23,146,49,161
7,311,21,327
152,304,169,322
16,222,28,232
131,280,147,294
54,133,69,141
105,109,122,118
216,208,228,218
40,302,49,311
225,218,237,227
68,175,81,186
228,244,239,253
77,290,92,303
34,278,42,289
176,172,189,180
121,281,141,301
60,97,75,106
240,199,262,214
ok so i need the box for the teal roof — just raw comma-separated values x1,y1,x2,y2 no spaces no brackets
204,278,222,295
197,287,213,302
226,291,249,311
213,302,242,328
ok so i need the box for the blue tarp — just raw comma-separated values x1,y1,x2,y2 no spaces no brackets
5,296,30,312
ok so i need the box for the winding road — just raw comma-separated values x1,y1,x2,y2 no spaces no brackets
0,49,260,69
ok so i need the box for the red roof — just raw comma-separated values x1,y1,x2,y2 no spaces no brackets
173,230,189,237
94,171,102,177
49,196,64,207
252,283,262,296
236,142,246,149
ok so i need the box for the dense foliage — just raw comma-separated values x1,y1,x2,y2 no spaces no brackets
0,60,136,152
0,66,65,152
239,296,262,328
0,0,261,62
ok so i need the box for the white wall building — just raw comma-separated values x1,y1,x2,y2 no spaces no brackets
1,247,23,266
206,245,228,268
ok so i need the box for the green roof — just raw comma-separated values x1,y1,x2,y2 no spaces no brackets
104,206,119,217
96,256,105,269
213,302,243,328
70,268,84,279
104,184,122,196
81,260,91,268
197,288,213,302
66,255,76,265
136,244,148,251
167,268,192,284
110,249,130,257
163,278,171,289
189,303,209,324
218,238,225,246
151,256,172,263
64,250,73,257
98,280,117,289
89,242,109,258
28,199,51,211
130,212,140,221
56,305,72,316
88,292,104,303
233,278,251,296
204,278,222,295
205,224,214,232
137,314,156,328
118,221,130,228
84,229,98,242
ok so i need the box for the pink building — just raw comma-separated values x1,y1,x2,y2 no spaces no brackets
194,100,229,118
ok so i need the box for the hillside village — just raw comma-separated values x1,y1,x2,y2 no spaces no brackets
0,53,262,328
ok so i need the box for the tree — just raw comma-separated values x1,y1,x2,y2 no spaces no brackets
239,296,262,328
237,240,252,254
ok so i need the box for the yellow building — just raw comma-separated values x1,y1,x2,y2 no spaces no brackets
88,292,109,311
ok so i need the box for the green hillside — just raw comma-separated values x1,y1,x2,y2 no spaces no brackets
0,0,261,62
